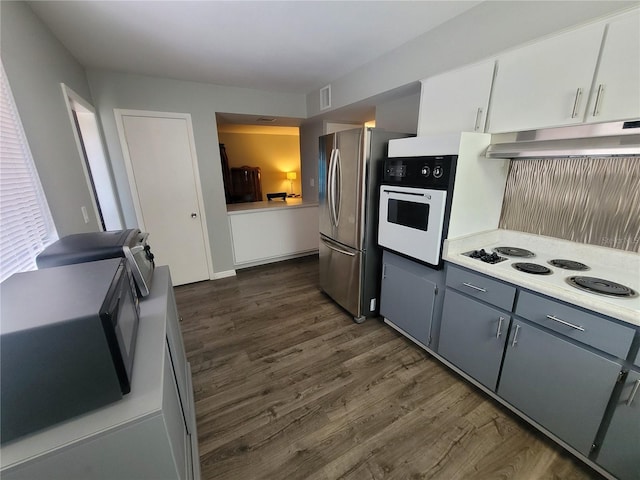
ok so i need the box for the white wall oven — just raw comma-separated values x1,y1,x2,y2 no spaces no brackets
378,155,457,267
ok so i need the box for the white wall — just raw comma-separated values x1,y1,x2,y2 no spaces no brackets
299,119,324,202
0,1,103,235
86,69,307,274
306,1,638,117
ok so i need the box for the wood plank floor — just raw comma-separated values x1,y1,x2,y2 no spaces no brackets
174,255,603,480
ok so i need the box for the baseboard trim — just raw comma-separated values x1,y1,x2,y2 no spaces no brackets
211,269,236,280
234,250,318,270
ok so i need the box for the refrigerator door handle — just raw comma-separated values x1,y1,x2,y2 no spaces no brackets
327,148,336,227
333,148,342,227
321,236,356,256
329,149,339,227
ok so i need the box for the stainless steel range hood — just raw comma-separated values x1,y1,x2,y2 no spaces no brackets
486,120,640,159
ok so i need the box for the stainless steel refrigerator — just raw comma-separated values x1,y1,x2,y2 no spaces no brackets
319,127,412,322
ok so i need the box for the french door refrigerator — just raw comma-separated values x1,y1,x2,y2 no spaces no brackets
319,127,412,322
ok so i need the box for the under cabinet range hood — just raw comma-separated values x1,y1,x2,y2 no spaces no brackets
486,120,640,159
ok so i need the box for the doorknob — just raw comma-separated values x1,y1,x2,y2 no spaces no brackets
191,212,198,218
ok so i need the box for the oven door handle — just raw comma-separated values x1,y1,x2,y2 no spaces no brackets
383,189,431,199
321,237,356,256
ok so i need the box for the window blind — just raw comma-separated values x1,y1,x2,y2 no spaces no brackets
0,61,57,282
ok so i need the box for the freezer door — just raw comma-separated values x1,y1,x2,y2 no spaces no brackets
319,235,362,319
318,129,364,249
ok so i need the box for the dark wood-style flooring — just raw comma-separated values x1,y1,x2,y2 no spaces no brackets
174,255,603,480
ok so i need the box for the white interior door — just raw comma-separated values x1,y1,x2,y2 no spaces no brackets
116,111,211,285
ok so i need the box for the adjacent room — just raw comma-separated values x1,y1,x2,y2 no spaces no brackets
1,1,639,480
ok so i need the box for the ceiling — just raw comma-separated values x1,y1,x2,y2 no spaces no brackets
29,1,482,96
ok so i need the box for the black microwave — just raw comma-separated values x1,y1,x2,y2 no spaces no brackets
0,258,140,444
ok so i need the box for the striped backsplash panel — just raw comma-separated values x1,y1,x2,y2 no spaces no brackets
499,156,640,252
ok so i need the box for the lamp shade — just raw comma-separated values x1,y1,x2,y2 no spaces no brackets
286,171,297,180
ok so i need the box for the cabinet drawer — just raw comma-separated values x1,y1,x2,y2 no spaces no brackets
446,265,516,311
515,291,634,358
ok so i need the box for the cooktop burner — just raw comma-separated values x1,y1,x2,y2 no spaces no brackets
494,246,535,258
548,259,590,271
567,276,638,298
512,262,553,275
463,249,507,264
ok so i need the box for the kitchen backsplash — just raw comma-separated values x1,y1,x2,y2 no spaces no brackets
499,156,640,253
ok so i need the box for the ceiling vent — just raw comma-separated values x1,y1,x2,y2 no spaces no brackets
320,85,331,111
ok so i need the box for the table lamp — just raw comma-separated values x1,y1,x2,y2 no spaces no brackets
287,171,297,195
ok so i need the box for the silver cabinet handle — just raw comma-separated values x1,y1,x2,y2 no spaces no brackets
511,324,521,347
496,316,504,339
474,107,483,131
592,84,604,117
191,212,198,218
571,88,583,118
627,379,640,406
462,282,487,293
546,315,585,332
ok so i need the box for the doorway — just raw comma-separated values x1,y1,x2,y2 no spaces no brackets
61,84,122,230
115,109,213,286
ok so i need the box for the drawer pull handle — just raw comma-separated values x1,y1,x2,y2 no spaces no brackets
627,379,640,406
511,324,521,347
463,282,486,293
546,315,585,332
496,316,504,339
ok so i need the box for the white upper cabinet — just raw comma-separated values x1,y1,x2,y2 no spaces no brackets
488,23,605,133
417,60,496,135
585,10,640,124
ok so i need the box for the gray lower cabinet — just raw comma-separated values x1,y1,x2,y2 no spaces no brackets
596,369,640,480
438,289,511,391
380,251,442,348
497,320,622,456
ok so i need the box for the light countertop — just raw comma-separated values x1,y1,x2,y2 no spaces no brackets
443,229,640,327
226,198,318,215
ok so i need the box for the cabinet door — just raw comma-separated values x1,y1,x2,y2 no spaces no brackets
597,370,640,480
497,321,621,455
586,10,640,123
417,60,495,135
438,289,510,391
380,262,436,346
489,23,604,133
165,282,193,433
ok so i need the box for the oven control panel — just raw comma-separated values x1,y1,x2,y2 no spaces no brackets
383,155,456,189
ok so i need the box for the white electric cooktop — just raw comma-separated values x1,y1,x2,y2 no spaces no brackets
444,230,640,326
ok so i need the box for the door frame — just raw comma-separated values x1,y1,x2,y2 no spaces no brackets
61,84,125,231
114,108,214,280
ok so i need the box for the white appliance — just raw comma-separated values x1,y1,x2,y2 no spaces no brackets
378,158,454,267
385,132,510,243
